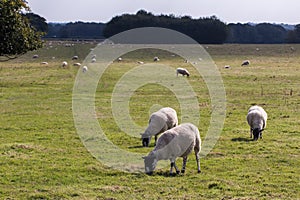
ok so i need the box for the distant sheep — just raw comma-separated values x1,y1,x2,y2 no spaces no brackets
141,107,178,147
73,63,81,66
247,105,268,141
62,61,68,67
72,56,79,60
117,57,122,62
153,57,160,62
91,58,96,63
32,55,39,59
143,123,201,175
82,66,88,73
241,60,250,66
40,62,48,65
176,68,190,77
137,61,144,64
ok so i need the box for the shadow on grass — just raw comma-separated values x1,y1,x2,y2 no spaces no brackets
231,137,253,142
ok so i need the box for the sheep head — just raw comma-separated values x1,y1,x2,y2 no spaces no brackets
253,128,264,141
142,152,157,175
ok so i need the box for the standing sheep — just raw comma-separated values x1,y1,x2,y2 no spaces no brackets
247,105,268,141
82,66,88,73
62,61,68,68
141,107,178,147
153,57,160,62
143,123,201,175
176,68,190,77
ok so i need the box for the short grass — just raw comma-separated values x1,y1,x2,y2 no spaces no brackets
0,42,299,199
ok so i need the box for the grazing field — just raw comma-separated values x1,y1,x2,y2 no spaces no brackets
0,42,299,199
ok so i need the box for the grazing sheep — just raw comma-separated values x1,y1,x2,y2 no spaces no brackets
72,56,79,60
73,63,81,66
91,58,96,63
40,62,48,65
137,61,144,64
247,105,268,141
241,60,250,66
62,61,68,68
32,54,39,59
141,107,178,147
176,68,190,77
224,65,231,69
82,66,88,73
143,123,201,175
117,57,122,62
153,57,160,62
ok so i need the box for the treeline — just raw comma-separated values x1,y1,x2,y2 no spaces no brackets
45,22,106,39
27,10,300,44
103,10,227,44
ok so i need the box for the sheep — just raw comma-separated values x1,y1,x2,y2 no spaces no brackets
176,68,190,77
224,65,231,69
241,60,250,66
153,57,160,62
141,107,178,147
143,123,201,175
137,61,144,64
82,66,88,73
247,105,268,141
40,62,48,65
32,54,39,59
62,61,68,68
117,57,122,62
91,58,96,63
73,63,81,66
72,56,79,60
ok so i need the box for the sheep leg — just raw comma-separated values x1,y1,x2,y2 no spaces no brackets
154,135,157,146
250,128,253,138
196,153,201,173
170,162,180,175
181,156,187,173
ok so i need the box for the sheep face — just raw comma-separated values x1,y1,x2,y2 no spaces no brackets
142,137,151,147
143,153,157,175
253,128,263,141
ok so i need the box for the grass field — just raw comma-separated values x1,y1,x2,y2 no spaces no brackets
0,41,299,199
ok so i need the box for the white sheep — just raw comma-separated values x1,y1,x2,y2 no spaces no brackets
247,105,268,141
241,60,250,66
153,57,160,62
40,62,48,65
117,57,122,62
143,123,201,175
176,68,190,77
72,56,79,60
141,107,178,147
91,58,96,63
62,61,68,68
82,66,88,73
32,54,39,59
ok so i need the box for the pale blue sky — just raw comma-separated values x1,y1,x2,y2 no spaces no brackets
26,0,300,24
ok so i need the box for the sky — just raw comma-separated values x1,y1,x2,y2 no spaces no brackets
26,0,300,24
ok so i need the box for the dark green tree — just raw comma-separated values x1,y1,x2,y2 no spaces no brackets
286,24,300,43
24,13,48,33
0,0,44,60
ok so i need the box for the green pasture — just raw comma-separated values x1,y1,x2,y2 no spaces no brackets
0,42,299,199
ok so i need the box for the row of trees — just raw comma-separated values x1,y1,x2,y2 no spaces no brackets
103,10,228,44
46,22,105,39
